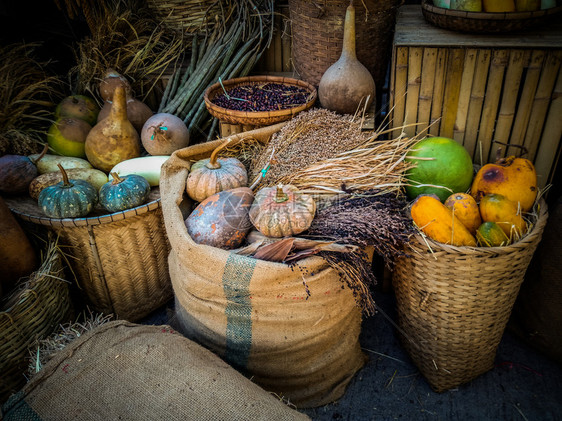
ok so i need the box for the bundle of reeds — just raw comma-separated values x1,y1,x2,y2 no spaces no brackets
0,43,63,155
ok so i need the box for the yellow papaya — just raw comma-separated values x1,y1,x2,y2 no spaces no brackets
411,195,477,247
479,193,527,241
444,192,482,235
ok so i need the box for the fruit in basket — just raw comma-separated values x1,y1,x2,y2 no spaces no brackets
476,221,510,247
0,153,39,194
85,86,141,173
109,155,170,187
99,69,132,102
29,168,108,200
479,193,527,240
515,0,541,10
482,0,515,11
47,117,92,158
410,194,477,246
28,151,92,174
318,1,375,115
249,184,316,238
55,95,99,126
405,137,474,202
141,113,190,156
38,164,98,218
470,155,537,213
185,187,254,249
444,192,482,235
433,0,451,8
451,0,482,11
99,172,151,213
186,141,248,203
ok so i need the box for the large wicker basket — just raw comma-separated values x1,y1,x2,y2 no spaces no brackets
5,189,172,322
288,0,402,90
1,238,72,404
392,200,548,393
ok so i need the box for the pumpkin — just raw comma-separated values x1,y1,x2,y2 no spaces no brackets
471,155,537,213
478,193,527,241
185,187,254,249
38,164,98,218
186,140,248,202
249,184,316,238
410,194,477,247
99,172,151,213
444,192,482,235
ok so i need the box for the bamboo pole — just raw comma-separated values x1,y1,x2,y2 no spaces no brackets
453,49,477,146
429,48,448,136
508,50,545,154
418,48,437,136
490,50,529,161
391,47,409,138
479,49,508,163
464,49,491,163
533,65,562,189
273,12,283,72
523,51,562,162
281,16,292,72
404,47,423,138
441,49,465,139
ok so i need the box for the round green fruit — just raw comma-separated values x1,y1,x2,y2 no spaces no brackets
405,136,474,202
47,118,92,158
55,95,99,126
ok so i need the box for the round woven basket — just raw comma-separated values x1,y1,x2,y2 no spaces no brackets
145,0,226,35
204,75,317,127
1,238,72,404
5,189,172,322
288,0,403,89
421,0,562,33
392,199,548,393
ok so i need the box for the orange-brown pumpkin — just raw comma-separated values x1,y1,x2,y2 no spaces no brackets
410,194,477,247
249,184,316,238
444,192,482,235
471,156,537,213
479,193,527,241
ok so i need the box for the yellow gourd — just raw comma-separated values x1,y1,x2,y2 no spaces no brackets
410,195,477,247
444,192,482,235
479,193,527,241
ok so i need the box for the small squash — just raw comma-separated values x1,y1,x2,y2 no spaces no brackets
99,172,151,213
410,194,477,247
185,187,254,249
249,184,316,238
476,221,510,247
444,192,482,235
478,193,527,241
186,140,248,202
38,164,98,218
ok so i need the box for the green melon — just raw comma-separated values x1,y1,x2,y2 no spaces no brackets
405,136,474,202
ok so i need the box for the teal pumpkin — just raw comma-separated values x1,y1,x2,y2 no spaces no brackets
38,164,98,218
99,172,150,212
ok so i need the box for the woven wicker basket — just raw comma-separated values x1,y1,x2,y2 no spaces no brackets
145,0,226,35
5,189,172,322
288,0,402,89
0,238,72,404
421,0,562,33
392,200,548,393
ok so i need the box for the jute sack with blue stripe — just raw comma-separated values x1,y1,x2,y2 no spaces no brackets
161,125,366,409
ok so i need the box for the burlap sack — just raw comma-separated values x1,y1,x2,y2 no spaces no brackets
1,321,310,421
160,125,366,408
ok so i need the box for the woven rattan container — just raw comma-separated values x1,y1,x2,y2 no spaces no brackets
5,189,172,322
0,239,72,404
392,200,548,393
145,0,224,35
288,0,402,90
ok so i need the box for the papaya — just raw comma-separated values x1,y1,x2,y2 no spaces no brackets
479,193,527,241
471,156,537,213
410,195,477,247
444,192,482,235
476,222,510,247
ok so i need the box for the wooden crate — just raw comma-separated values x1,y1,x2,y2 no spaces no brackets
390,6,562,189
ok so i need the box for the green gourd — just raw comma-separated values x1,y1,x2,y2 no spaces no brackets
38,164,98,218
99,172,151,213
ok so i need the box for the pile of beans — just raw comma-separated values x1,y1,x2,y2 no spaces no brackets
212,83,311,112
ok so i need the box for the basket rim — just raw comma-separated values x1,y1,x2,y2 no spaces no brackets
203,75,317,122
422,0,562,20
409,198,548,255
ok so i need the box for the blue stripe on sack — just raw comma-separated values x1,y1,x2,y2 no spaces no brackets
222,253,256,370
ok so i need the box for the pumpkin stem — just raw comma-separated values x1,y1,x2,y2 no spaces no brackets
57,163,71,187
110,172,124,184
207,138,233,169
274,184,289,203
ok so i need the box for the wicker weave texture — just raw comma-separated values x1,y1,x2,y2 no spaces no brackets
288,0,401,88
0,246,72,404
146,0,224,35
392,201,548,392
